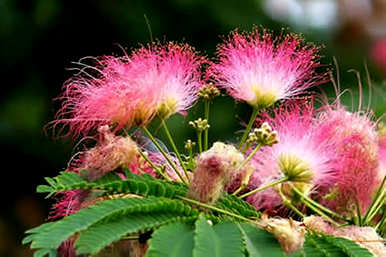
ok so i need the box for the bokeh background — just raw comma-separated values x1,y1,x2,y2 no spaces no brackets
1,0,386,256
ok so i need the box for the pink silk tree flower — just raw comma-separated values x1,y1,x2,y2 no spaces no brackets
210,27,324,109
315,106,379,215
54,42,205,137
134,42,205,119
246,100,339,211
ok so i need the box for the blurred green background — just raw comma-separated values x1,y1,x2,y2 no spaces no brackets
1,0,386,256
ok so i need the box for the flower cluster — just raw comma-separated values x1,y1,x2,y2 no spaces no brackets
45,28,385,256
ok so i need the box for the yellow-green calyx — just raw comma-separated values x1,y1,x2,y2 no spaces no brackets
278,153,313,183
248,86,278,109
157,98,179,119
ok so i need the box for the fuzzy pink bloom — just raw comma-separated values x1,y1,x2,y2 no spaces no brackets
316,106,379,215
54,42,205,137
210,28,324,108
188,142,245,204
246,101,339,211
78,126,138,180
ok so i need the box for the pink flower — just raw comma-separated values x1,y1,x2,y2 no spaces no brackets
246,100,339,211
54,42,205,137
210,28,324,108
316,106,379,215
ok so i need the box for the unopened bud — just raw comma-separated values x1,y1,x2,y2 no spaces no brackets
248,122,279,146
198,83,220,100
189,118,210,132
184,140,196,151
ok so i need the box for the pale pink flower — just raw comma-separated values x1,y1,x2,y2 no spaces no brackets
316,106,379,215
259,216,306,254
188,142,245,204
54,42,205,137
79,126,138,181
210,28,324,108
246,101,339,211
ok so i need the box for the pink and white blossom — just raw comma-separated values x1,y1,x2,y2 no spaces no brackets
210,28,324,108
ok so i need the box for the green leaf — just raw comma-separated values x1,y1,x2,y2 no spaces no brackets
75,213,197,255
237,223,284,257
37,171,187,199
24,197,197,253
291,232,374,257
215,195,260,219
136,222,194,257
193,214,244,257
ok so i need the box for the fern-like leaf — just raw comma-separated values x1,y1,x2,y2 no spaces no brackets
215,194,260,219
193,214,244,257
291,232,374,257
24,197,197,256
75,212,196,254
37,171,187,198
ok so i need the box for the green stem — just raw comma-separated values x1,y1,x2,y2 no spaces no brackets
363,176,386,224
291,186,350,223
204,100,210,151
375,212,386,231
142,127,187,184
238,107,259,150
160,119,190,183
278,186,305,217
365,191,385,224
121,235,140,240
177,196,252,222
237,143,262,172
232,143,262,196
197,131,203,153
137,148,171,181
239,177,289,199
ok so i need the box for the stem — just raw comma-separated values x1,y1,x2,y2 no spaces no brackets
160,119,190,183
204,100,210,151
238,107,259,150
142,126,187,184
239,177,289,199
121,235,140,240
177,196,252,222
197,131,203,153
137,148,171,181
365,192,385,224
363,176,386,224
237,143,262,172
232,143,262,196
291,186,350,223
278,186,305,217
375,212,386,231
